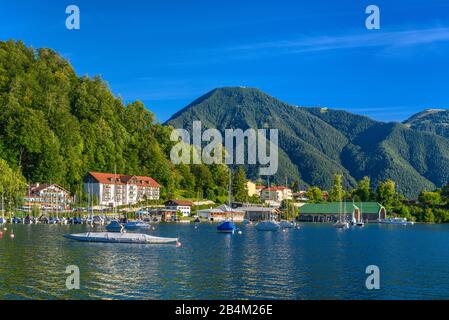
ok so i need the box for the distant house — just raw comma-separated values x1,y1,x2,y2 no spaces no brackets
260,186,293,202
23,183,72,211
298,202,386,223
293,191,309,202
164,200,193,217
240,206,280,221
197,205,245,222
84,172,160,207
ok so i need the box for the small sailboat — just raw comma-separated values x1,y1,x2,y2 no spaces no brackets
333,192,348,229
217,172,238,234
255,176,280,231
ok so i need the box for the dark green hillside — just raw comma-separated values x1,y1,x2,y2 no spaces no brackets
167,87,354,189
404,109,449,138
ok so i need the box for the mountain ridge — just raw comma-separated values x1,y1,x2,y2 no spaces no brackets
167,87,449,197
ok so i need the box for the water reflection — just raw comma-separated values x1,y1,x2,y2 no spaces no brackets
1,223,449,299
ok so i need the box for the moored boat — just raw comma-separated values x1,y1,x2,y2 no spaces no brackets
106,220,124,232
217,221,237,233
379,217,414,225
63,232,178,244
255,220,280,231
279,220,295,229
124,220,151,230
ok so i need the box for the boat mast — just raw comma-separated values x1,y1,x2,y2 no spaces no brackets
1,192,4,221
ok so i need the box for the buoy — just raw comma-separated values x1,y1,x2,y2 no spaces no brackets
152,227,156,231
176,241,182,248
194,225,198,229
283,229,287,232
238,230,242,235
10,233,15,239
3,227,6,231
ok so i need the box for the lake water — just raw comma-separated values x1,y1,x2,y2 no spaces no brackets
1,222,449,300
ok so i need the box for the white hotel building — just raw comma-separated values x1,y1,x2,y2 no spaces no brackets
84,172,161,207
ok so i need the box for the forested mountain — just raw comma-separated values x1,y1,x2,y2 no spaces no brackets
0,40,230,202
167,87,449,197
403,109,449,139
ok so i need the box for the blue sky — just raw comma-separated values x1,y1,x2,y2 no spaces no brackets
1,0,449,122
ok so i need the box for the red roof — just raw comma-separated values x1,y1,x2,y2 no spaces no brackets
88,172,160,188
165,199,193,207
256,185,265,189
263,186,291,191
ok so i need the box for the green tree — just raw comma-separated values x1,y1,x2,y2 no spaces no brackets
418,191,442,208
376,179,398,213
0,158,27,211
354,176,373,202
306,186,323,203
232,166,248,202
328,174,344,202
424,208,435,223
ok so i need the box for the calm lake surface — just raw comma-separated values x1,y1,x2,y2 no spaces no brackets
1,222,449,300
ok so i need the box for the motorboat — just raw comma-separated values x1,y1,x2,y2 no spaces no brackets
93,216,105,226
217,221,237,233
63,232,179,244
379,217,414,225
48,217,59,224
24,215,33,224
124,220,151,230
243,219,252,225
255,220,280,231
12,217,21,224
334,221,349,229
106,220,124,233
279,220,295,229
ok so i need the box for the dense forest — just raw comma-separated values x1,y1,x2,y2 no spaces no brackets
0,40,232,207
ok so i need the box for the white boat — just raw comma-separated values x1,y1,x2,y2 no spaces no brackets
379,217,414,225
279,220,295,229
243,219,252,225
63,232,179,244
124,221,151,230
334,221,349,229
93,216,105,226
256,220,280,231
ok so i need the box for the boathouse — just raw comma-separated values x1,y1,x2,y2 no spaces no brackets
298,202,386,223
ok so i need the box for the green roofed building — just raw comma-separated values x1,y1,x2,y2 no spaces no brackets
298,202,386,223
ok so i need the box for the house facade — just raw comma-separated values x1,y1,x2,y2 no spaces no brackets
164,200,193,217
197,205,245,222
260,186,293,202
84,172,161,207
23,183,73,211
